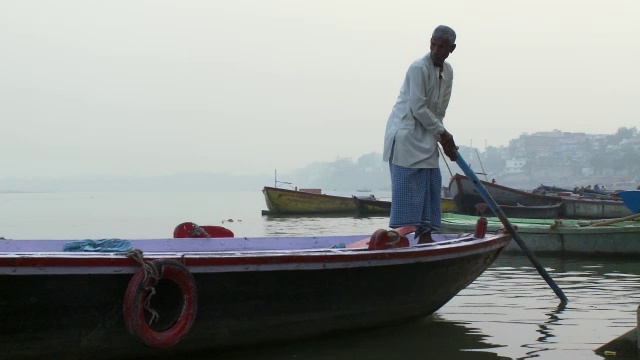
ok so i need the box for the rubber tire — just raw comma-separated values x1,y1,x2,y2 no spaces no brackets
123,259,198,348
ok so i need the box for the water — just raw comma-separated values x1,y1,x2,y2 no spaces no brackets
1,191,639,359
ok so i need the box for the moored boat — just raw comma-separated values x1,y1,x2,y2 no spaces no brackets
449,174,633,219
442,197,456,213
352,195,391,216
449,174,560,216
560,196,633,219
439,212,640,256
262,186,357,215
263,186,454,217
618,190,640,214
352,196,456,217
498,203,562,219
0,224,510,359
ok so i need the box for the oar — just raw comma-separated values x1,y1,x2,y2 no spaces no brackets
454,151,568,304
585,212,640,227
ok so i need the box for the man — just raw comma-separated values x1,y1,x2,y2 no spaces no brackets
382,25,459,243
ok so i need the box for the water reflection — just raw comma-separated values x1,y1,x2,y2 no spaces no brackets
262,214,390,236
259,215,640,359
522,304,565,359
443,255,640,359
190,315,509,360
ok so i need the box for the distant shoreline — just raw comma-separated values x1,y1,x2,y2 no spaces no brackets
0,191,46,194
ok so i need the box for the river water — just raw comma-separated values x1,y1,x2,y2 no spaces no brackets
1,190,639,359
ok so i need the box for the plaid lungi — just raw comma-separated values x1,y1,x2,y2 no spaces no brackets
389,163,442,237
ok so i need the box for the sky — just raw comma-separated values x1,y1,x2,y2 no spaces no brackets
2,0,639,178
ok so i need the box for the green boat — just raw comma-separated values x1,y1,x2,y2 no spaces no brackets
440,213,640,256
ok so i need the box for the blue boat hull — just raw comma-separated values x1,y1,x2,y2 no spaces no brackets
619,190,640,214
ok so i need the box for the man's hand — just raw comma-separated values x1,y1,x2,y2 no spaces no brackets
439,130,458,161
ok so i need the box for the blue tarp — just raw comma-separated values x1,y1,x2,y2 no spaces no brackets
63,239,132,252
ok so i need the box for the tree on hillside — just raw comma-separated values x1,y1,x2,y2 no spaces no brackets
356,152,384,169
610,127,637,145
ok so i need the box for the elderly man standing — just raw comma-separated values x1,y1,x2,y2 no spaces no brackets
382,25,459,243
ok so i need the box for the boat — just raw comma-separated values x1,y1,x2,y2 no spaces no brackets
442,197,456,213
449,174,561,216
439,213,640,256
352,195,391,216
472,202,562,219
263,186,454,216
618,190,640,213
262,186,358,215
352,196,456,216
560,196,633,219
449,174,633,219
535,184,615,199
0,223,511,359
498,203,562,219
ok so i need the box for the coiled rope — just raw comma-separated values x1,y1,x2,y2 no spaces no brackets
190,224,211,238
126,248,160,324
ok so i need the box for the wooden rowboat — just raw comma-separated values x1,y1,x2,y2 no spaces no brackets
0,223,510,359
353,196,456,216
263,186,455,217
352,195,391,216
449,174,632,219
262,186,357,215
498,203,562,219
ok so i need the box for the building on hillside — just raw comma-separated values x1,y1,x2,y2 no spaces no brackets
620,137,640,152
504,159,526,174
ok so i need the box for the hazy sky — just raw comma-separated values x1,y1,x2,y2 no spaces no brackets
2,0,639,177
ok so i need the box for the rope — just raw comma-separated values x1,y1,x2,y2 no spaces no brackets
190,224,211,238
126,248,160,324
475,148,489,182
550,220,563,229
385,230,402,246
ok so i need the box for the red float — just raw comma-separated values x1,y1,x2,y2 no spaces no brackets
368,229,410,250
123,259,198,348
173,222,234,238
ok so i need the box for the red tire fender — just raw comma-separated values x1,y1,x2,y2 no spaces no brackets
123,259,198,348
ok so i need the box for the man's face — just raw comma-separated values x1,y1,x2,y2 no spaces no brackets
430,37,456,67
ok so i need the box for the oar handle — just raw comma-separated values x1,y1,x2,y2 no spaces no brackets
454,151,568,304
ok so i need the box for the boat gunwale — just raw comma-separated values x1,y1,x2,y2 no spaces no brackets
0,233,511,274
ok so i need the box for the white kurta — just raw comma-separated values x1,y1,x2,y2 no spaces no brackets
383,53,453,168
